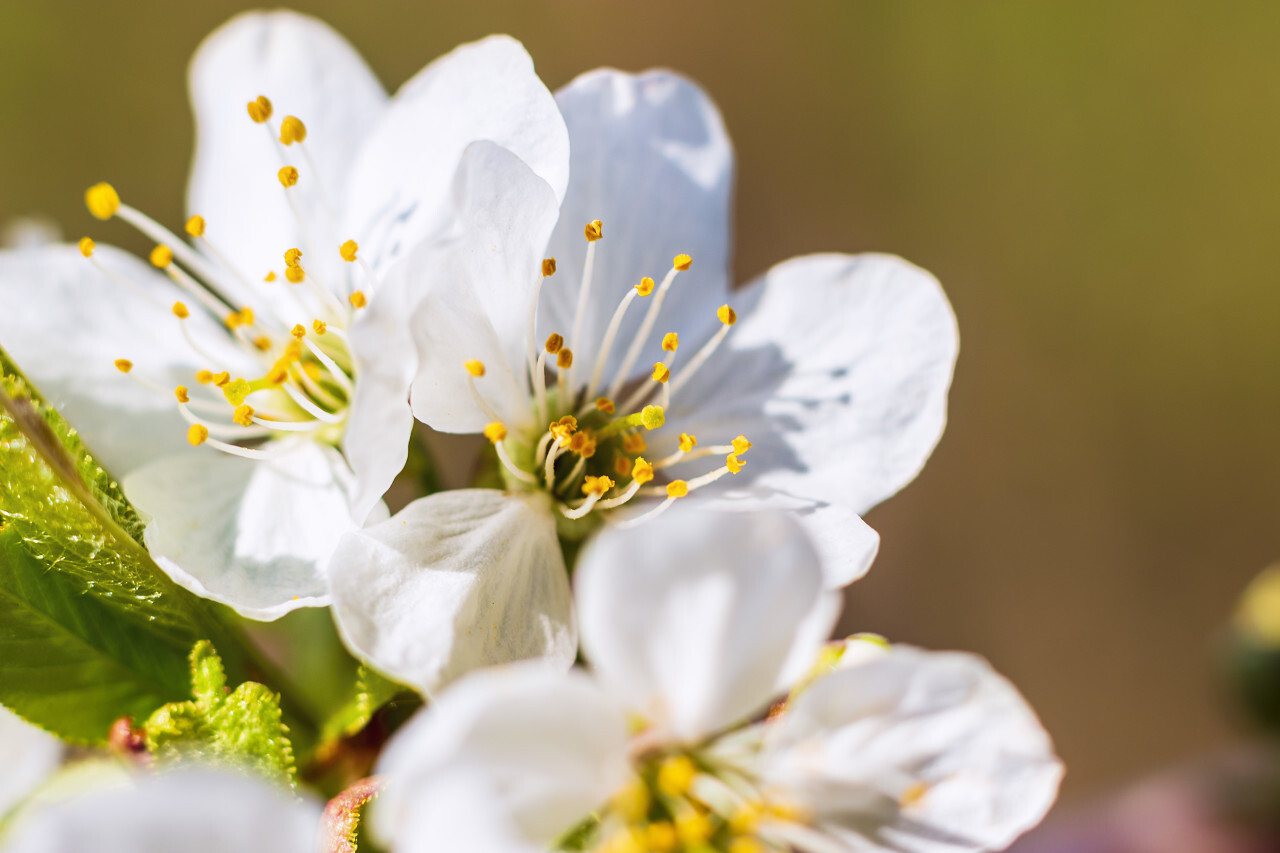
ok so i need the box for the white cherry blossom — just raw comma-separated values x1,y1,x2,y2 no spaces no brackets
0,707,61,819
0,11,569,619
371,509,1061,853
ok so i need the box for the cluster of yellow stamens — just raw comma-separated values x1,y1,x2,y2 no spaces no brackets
85,93,378,462
465,219,750,526
588,752,801,853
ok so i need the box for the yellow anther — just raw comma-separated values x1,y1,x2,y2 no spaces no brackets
113,358,133,374
661,332,679,352
549,415,578,443
291,324,306,338
899,781,929,809
611,776,649,822
584,219,603,241
599,827,644,853
673,253,692,271
312,319,327,335
222,377,251,406
278,165,299,188
640,405,665,430
211,372,230,387
238,307,255,326
266,365,289,385
336,238,359,262
726,453,745,474
674,811,711,846
285,265,305,284
253,336,271,351
568,432,589,454
582,475,615,496
232,404,255,427
349,290,367,309
246,95,273,123
729,801,763,835
173,386,189,404
279,115,307,145
595,397,615,414
149,245,173,269
645,822,677,853
622,433,647,454
666,480,689,498
544,333,564,354
634,277,655,297
717,304,737,325
187,424,209,446
678,433,697,452
763,800,811,823
195,369,214,385
727,837,765,853
85,183,120,220
264,271,277,282
631,457,654,485
172,301,190,319
184,215,206,238
657,755,697,797
614,455,633,478
651,362,671,383
483,422,507,443
225,311,244,329
284,248,303,266
556,348,574,369
732,435,753,454
542,257,557,277
464,359,486,378
78,237,95,257
580,435,598,458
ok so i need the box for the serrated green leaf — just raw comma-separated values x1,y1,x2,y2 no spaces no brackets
147,643,297,787
0,346,235,742
319,664,406,745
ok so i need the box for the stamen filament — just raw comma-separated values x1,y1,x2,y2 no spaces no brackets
176,403,271,439
544,441,564,489
281,383,345,423
289,364,345,411
495,441,539,485
535,430,555,467
583,287,640,408
556,454,587,496
163,263,237,321
533,350,548,427
202,435,290,460
302,338,354,394
652,444,736,469
560,491,603,520
250,416,327,433
607,265,682,400
619,348,677,416
567,237,599,390
596,478,645,509
668,319,734,399
466,374,503,423
525,274,547,387
617,495,679,528
115,204,238,302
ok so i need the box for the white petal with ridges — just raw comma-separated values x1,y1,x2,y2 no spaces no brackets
576,508,837,742
540,69,734,387
0,707,60,817
0,244,256,478
409,142,561,434
374,664,628,848
188,10,386,293
759,646,1062,853
122,441,362,620
329,489,575,697
343,35,569,278
666,253,957,561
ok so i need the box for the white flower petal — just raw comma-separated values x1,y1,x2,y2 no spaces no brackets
391,772,544,853
667,253,958,532
678,487,881,588
374,664,629,848
122,441,362,620
0,707,61,817
0,244,255,477
2,768,321,853
188,10,386,291
343,35,569,278
540,70,734,387
329,489,575,697
341,351,414,524
409,141,561,433
759,646,1062,853
577,507,838,742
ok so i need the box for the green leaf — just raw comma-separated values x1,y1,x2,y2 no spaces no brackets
147,642,297,787
0,346,234,742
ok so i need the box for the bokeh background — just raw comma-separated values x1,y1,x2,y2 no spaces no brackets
3,0,1278,824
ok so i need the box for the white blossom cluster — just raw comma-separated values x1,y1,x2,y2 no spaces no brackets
0,10,1060,853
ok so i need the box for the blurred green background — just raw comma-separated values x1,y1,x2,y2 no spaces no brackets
3,0,1279,807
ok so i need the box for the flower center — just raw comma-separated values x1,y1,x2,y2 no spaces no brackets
585,749,800,853
466,220,751,527
85,94,375,462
